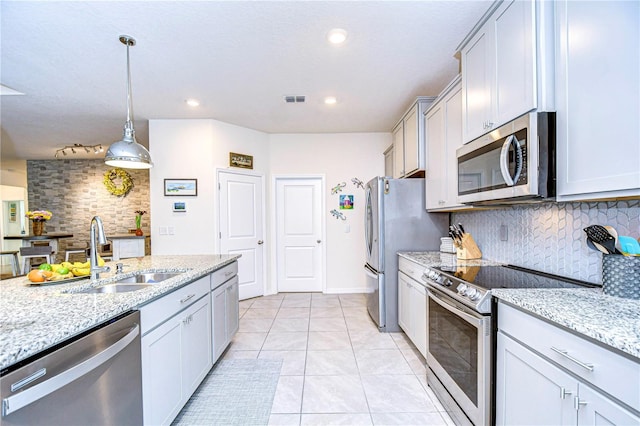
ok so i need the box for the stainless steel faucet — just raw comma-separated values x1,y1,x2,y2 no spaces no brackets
89,216,111,280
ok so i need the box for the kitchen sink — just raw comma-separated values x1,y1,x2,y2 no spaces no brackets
74,272,182,294
113,272,181,284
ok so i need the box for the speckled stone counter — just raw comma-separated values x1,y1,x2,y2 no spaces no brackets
0,254,239,371
493,288,640,360
398,251,640,361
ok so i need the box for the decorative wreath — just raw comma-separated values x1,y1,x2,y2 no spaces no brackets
103,168,134,197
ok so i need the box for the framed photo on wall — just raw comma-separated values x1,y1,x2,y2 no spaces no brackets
164,179,198,196
229,152,253,169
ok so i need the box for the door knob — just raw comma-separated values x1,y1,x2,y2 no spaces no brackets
257,240,264,245
317,240,321,243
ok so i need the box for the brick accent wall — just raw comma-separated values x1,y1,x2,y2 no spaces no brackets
27,159,151,261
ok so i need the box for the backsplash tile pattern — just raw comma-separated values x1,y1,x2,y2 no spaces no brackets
453,201,640,284
27,160,151,261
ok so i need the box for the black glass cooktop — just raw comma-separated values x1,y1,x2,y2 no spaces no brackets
433,264,600,290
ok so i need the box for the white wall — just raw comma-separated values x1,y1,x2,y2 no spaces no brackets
149,119,389,294
269,133,389,293
149,119,269,255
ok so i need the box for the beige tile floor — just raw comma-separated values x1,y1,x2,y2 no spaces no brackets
224,292,455,426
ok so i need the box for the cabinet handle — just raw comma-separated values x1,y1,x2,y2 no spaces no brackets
487,121,494,129
574,397,588,410
224,271,234,277
560,387,572,399
180,294,195,304
550,347,594,372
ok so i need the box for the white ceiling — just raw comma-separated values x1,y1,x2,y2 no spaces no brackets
0,1,490,161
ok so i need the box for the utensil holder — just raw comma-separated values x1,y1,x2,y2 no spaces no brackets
602,255,640,299
455,233,482,260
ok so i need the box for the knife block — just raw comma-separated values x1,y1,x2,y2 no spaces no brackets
456,233,482,260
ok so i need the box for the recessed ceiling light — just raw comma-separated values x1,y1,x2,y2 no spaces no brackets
327,28,348,45
324,96,338,105
186,99,200,107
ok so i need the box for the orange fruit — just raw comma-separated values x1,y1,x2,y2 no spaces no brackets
27,270,46,283
40,270,53,279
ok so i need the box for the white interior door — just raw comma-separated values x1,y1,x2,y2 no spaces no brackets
275,177,324,293
218,170,264,300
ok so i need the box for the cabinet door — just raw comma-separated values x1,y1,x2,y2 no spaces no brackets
496,332,575,426
142,318,183,426
119,239,145,259
555,0,640,200
410,283,427,358
226,277,240,339
493,0,536,125
425,102,446,210
397,272,411,334
181,296,212,398
392,123,405,178
212,284,228,361
443,84,465,209
462,25,493,142
403,105,419,175
577,383,640,426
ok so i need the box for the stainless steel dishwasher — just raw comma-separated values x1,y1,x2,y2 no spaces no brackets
1,311,143,425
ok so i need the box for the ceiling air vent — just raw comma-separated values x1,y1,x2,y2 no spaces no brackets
284,95,305,103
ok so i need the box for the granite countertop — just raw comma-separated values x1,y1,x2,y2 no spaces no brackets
398,251,640,361
0,254,240,371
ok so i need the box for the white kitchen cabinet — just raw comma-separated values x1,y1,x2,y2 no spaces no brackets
391,97,435,178
496,302,640,426
211,262,239,362
397,257,427,357
459,0,554,143
384,144,394,178
141,290,212,426
555,0,640,201
110,235,145,260
425,76,466,211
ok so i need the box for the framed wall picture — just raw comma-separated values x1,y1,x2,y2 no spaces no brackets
339,195,354,209
229,152,253,169
164,179,198,196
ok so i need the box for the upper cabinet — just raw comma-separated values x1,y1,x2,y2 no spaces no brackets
384,145,394,178
459,0,554,143
391,97,436,178
425,76,467,211
555,0,640,201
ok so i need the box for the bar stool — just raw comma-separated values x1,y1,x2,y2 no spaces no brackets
19,246,53,275
65,243,88,262
0,251,20,277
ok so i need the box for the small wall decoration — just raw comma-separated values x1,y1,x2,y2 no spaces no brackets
331,182,346,194
164,179,198,196
351,178,364,189
104,168,134,197
229,152,253,169
330,209,346,220
173,202,187,212
9,202,16,222
340,195,354,209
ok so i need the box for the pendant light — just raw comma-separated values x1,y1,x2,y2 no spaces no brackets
105,35,153,169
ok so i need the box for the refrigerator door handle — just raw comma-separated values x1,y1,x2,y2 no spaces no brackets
2,324,139,417
364,263,378,277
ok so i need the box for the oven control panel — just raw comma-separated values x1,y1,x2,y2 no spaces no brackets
422,267,492,313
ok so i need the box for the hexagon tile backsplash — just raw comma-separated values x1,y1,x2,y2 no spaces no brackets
453,200,640,284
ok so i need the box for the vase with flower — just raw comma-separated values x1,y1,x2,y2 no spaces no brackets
25,210,53,236
134,210,147,236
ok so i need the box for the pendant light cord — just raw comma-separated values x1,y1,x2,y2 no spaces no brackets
125,40,133,129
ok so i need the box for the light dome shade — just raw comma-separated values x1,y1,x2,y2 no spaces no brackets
105,139,153,169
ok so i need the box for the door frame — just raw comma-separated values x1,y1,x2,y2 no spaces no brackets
271,174,327,294
216,168,267,298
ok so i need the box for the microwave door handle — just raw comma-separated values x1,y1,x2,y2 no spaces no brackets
499,135,524,187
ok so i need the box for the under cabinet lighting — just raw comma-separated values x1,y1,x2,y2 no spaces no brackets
327,28,348,44
324,96,337,105
186,99,200,107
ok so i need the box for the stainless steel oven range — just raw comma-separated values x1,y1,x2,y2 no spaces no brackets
421,263,599,426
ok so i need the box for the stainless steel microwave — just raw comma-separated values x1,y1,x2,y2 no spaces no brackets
456,112,555,205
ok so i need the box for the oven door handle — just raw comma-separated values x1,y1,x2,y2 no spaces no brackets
428,289,483,328
499,134,523,187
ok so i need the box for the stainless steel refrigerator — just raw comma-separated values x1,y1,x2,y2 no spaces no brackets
364,177,447,332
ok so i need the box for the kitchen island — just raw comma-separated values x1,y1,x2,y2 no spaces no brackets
0,254,239,371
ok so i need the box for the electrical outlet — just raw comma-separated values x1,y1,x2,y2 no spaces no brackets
159,227,167,235
168,226,175,235
500,224,508,241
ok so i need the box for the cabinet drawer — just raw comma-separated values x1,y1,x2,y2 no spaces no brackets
499,302,640,410
140,276,210,335
398,257,426,286
211,262,238,290
119,239,144,258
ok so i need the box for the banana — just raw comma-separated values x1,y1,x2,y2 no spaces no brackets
50,272,74,281
50,263,62,272
98,256,105,267
72,267,91,277
61,261,73,269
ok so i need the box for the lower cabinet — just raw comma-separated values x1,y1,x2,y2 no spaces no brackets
141,294,211,426
212,275,239,362
397,258,427,357
496,302,640,426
